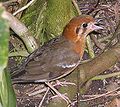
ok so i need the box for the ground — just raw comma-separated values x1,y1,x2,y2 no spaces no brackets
8,0,120,106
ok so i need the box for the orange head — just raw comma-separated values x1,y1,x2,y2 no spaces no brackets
63,15,102,58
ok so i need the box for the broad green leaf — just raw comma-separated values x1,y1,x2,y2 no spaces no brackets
0,70,16,107
0,5,16,107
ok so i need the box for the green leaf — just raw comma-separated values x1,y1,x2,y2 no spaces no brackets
0,70,16,107
0,5,16,107
0,9,9,71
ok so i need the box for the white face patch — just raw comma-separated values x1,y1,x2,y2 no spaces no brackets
57,63,76,68
77,28,83,36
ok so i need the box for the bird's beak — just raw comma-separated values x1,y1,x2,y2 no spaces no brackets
90,22,103,31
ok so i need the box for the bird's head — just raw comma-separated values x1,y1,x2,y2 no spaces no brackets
62,15,102,57
63,15,102,42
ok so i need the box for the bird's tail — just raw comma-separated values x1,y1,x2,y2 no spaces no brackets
9,57,28,79
9,65,25,79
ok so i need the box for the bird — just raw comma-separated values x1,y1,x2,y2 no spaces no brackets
11,15,102,83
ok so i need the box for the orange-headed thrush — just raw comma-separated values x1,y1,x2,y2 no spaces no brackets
11,15,102,83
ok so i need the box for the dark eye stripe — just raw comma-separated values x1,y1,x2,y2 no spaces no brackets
82,28,87,34
76,27,80,34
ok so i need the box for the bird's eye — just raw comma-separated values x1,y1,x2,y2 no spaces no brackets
82,23,88,28
76,26,80,34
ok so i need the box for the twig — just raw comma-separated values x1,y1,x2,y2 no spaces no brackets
82,92,120,98
2,11,38,53
72,0,81,15
28,88,47,96
9,51,29,57
38,88,50,107
13,0,36,16
80,87,120,102
91,70,120,80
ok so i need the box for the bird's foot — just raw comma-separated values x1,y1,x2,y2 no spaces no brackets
45,82,71,104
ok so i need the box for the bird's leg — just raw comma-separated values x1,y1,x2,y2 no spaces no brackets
28,80,76,97
45,82,71,104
